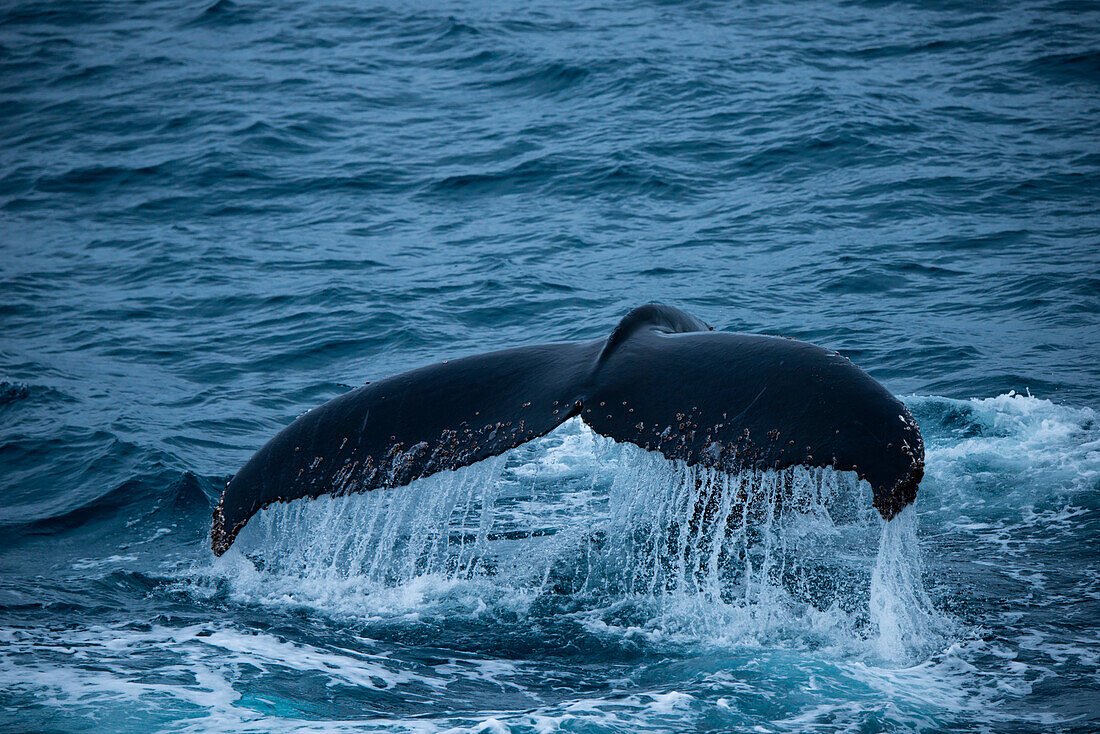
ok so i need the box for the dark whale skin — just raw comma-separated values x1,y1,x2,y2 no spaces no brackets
212,304,923,555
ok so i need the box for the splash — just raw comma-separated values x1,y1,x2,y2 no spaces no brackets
215,420,942,658
598,454,869,602
242,454,510,584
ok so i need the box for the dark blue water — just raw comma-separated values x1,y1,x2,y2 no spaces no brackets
2,1,1099,731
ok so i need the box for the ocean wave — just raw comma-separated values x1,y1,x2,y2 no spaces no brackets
5,467,211,535
0,380,30,405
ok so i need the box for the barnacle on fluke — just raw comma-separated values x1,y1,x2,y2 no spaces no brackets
211,304,924,555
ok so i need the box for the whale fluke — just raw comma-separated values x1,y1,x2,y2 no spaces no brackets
212,304,923,555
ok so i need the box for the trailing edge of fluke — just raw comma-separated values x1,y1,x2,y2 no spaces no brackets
211,304,924,555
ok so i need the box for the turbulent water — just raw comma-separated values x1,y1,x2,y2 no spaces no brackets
2,1,1099,732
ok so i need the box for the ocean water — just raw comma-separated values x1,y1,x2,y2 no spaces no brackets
2,0,1099,731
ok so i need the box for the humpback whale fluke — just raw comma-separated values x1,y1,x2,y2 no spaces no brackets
211,304,923,555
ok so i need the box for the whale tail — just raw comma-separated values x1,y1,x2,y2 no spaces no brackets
212,304,923,555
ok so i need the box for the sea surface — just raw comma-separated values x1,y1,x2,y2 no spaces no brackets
2,1,1099,732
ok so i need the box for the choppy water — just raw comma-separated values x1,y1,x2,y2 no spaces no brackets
2,1,1099,732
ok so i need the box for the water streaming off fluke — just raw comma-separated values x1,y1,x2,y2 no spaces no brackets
221,422,945,660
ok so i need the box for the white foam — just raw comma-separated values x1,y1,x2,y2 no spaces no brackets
917,393,1099,503
0,622,536,734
